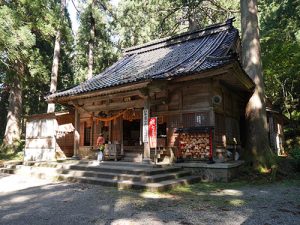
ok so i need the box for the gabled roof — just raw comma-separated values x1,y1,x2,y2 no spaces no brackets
48,19,242,101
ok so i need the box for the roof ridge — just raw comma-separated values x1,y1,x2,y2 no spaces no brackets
124,18,234,55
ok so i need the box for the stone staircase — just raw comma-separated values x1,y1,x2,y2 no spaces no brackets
122,146,143,162
122,152,143,162
0,160,201,191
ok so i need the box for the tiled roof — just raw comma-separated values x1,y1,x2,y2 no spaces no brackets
48,19,240,100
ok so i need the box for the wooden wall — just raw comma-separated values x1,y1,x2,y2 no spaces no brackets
153,81,213,148
56,113,75,157
213,82,245,149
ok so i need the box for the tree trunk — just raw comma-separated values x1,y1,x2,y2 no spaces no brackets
240,0,276,170
4,64,23,146
47,0,66,113
87,2,95,80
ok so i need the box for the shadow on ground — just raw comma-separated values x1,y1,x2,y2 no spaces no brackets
0,175,300,225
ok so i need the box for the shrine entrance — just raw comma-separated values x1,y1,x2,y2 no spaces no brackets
121,109,143,161
123,119,141,147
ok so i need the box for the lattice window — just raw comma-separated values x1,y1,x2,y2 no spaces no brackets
182,112,209,128
214,113,225,147
168,114,182,128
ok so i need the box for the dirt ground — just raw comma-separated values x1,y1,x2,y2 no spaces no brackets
0,173,300,225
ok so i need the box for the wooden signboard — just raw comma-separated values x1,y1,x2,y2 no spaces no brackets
142,109,149,143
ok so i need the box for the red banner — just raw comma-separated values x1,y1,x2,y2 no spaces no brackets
148,117,157,148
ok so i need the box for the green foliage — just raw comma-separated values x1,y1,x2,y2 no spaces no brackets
74,0,117,83
0,139,24,160
115,0,240,49
0,0,75,142
260,0,300,121
0,4,35,71
290,145,300,160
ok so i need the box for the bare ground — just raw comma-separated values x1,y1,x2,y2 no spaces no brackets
0,173,300,225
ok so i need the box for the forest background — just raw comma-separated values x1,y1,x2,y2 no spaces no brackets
0,0,299,161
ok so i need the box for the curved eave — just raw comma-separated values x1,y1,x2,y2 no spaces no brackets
47,81,151,104
231,61,255,91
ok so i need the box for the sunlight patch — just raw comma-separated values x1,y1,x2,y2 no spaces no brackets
140,191,178,199
111,219,138,225
10,195,32,203
210,189,243,196
227,199,245,207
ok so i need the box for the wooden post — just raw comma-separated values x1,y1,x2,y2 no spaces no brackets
91,114,94,147
120,117,124,156
109,120,112,143
73,108,80,158
143,97,151,164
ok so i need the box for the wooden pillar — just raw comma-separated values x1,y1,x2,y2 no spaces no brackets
120,117,124,155
91,114,94,147
73,108,80,158
143,97,151,164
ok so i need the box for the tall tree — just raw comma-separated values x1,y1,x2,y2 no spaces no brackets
74,0,117,83
0,4,35,146
48,0,66,113
240,0,276,170
87,0,96,79
0,0,74,145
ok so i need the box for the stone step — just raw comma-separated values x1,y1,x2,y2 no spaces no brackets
0,160,201,191
59,174,201,191
66,164,181,176
97,161,163,168
124,152,142,157
61,170,191,183
121,157,143,163
1,165,190,184
0,162,180,175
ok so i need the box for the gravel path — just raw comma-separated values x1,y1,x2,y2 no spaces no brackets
0,173,299,225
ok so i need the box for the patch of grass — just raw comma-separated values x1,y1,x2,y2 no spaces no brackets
0,140,24,161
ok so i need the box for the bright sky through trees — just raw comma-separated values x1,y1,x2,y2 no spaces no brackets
67,0,120,33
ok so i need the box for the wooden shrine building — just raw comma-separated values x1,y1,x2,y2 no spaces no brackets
27,19,256,163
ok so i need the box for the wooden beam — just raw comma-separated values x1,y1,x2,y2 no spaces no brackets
149,97,168,106
83,99,145,112
152,107,211,116
170,66,230,83
76,90,146,105
50,81,150,104
148,80,168,92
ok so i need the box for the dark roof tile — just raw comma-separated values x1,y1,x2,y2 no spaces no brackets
48,19,240,100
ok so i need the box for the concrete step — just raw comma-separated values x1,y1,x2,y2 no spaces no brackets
0,160,201,191
96,161,163,168
124,152,142,157
61,169,191,183
121,157,142,163
66,164,182,176
58,174,201,191
1,165,190,184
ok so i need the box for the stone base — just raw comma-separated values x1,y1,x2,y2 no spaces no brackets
78,147,97,160
142,158,152,164
177,160,244,182
24,148,56,161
